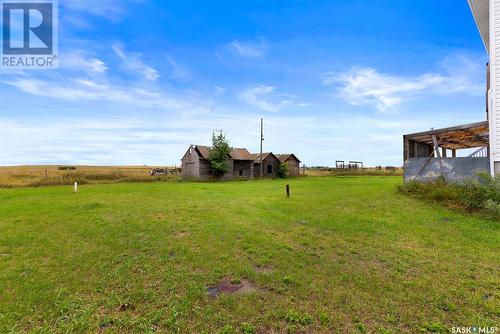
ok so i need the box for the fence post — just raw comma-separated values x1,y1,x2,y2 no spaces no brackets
74,182,78,193
286,184,290,198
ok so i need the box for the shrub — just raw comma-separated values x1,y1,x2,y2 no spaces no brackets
458,181,489,211
240,323,256,334
58,166,76,170
278,162,289,178
208,130,232,178
319,313,331,326
285,310,313,326
485,199,500,216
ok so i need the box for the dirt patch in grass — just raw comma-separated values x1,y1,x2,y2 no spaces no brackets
207,278,260,297
255,265,274,274
175,231,190,238
118,303,135,312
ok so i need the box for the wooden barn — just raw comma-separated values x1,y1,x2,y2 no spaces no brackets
251,152,280,178
277,154,301,176
181,145,254,180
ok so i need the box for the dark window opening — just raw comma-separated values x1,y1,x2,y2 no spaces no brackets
267,165,273,174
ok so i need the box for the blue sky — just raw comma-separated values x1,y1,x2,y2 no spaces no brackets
0,0,489,166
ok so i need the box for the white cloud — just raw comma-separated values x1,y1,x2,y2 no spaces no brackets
323,68,441,111
113,44,159,81
214,86,226,96
62,50,108,73
0,117,187,165
436,55,485,94
166,56,192,81
226,39,266,58
1,41,212,115
324,56,484,111
2,77,207,112
240,85,298,112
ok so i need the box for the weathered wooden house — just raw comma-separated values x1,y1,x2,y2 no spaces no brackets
181,145,301,180
251,152,280,178
181,145,254,180
277,154,301,176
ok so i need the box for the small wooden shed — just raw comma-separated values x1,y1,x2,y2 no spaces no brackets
251,152,280,178
276,154,301,176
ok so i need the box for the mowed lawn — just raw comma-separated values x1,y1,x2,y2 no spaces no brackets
0,177,498,333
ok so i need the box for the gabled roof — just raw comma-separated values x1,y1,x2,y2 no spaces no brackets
276,154,301,163
250,152,277,163
193,145,210,159
191,145,253,161
190,145,299,162
230,148,254,160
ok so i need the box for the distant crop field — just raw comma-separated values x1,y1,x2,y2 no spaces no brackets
0,165,179,188
0,176,497,333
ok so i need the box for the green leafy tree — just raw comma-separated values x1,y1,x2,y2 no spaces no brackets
208,130,232,178
278,162,289,178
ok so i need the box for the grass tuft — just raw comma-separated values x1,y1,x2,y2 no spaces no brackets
399,174,500,219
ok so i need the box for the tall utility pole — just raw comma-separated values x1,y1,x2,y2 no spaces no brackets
260,118,264,178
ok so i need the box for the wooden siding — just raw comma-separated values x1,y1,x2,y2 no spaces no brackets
286,157,300,176
221,159,234,181
233,160,254,179
254,155,280,178
181,146,211,180
181,146,254,180
404,139,434,162
181,146,201,179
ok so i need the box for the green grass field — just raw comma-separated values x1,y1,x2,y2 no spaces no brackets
0,177,498,333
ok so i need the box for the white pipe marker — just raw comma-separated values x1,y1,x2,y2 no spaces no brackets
74,182,78,193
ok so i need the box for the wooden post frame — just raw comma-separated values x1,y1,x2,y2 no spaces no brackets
432,135,447,181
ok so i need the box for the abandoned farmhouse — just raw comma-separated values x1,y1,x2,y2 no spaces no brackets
181,145,301,180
